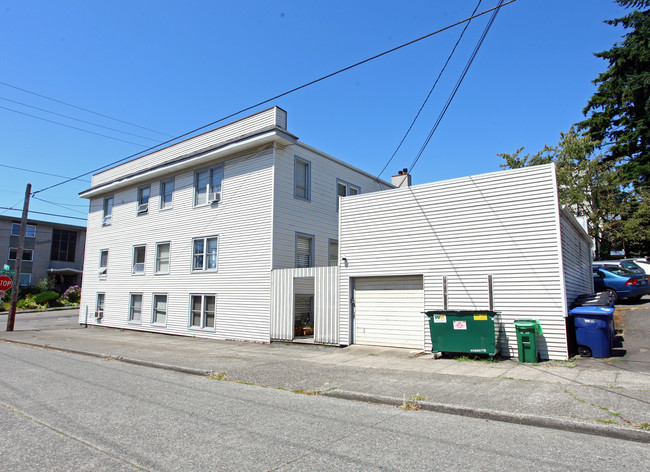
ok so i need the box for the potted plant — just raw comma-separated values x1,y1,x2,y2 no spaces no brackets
303,322,314,336
294,321,304,337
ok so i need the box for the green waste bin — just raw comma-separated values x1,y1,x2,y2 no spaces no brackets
424,311,500,359
513,319,543,363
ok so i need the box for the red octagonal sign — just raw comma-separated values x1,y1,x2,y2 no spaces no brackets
0,275,12,291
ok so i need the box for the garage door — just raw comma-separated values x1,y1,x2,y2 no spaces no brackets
353,276,424,349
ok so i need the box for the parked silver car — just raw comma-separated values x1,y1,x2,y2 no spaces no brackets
593,260,646,275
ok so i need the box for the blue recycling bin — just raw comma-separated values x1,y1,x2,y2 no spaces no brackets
569,306,615,358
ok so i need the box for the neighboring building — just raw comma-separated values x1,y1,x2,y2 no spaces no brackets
0,215,86,290
337,164,593,360
78,107,391,341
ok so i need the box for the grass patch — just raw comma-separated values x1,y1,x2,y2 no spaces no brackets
594,419,618,425
400,394,429,411
208,372,228,381
638,423,650,431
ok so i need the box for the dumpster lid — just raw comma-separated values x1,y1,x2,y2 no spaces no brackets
569,306,615,316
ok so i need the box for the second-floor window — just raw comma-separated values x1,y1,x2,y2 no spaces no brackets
137,185,150,215
192,237,218,271
296,234,313,268
155,242,170,274
294,157,310,200
132,245,146,275
8,248,33,262
99,250,108,276
11,223,36,238
160,178,174,210
50,228,77,262
103,196,114,226
328,240,339,267
336,180,360,210
194,165,223,206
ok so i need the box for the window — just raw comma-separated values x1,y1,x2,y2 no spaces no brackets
99,250,109,276
132,245,146,275
160,178,174,210
328,240,339,267
294,157,310,200
190,294,216,330
194,164,223,206
336,180,360,210
155,242,170,274
129,294,142,323
19,273,31,286
103,196,114,226
8,248,33,262
137,185,151,215
192,237,218,271
96,293,105,318
152,294,167,325
11,223,36,238
50,228,77,262
296,234,313,268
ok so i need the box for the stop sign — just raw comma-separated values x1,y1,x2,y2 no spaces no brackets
0,275,12,291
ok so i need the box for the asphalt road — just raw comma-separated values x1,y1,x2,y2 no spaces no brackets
0,343,648,471
0,308,80,331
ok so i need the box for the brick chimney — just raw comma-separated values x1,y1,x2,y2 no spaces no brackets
391,168,411,188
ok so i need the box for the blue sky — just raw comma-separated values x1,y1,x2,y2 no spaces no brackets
0,0,628,225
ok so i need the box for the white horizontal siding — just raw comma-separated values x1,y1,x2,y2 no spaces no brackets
92,107,287,187
340,164,571,359
560,209,593,304
80,146,275,343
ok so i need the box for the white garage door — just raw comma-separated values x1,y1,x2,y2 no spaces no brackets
353,276,424,349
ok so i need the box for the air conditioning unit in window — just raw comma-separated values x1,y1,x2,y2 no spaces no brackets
94,311,103,319
208,192,221,203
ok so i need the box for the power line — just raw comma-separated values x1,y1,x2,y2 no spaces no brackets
32,0,518,197
0,164,91,182
409,0,505,173
0,81,172,137
0,206,87,222
377,0,484,179
0,96,161,142
32,196,88,215
0,105,149,147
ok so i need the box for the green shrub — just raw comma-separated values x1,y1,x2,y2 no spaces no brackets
34,291,60,305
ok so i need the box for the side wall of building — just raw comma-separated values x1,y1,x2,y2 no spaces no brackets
339,165,574,360
79,146,275,343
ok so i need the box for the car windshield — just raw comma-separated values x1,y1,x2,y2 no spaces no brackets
620,261,641,270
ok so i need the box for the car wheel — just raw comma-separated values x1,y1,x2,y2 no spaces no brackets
606,288,618,304
578,345,592,357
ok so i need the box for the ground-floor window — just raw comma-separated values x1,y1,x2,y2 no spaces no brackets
152,294,167,326
129,293,142,323
190,294,216,330
95,293,105,318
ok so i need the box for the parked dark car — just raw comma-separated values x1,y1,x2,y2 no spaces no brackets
592,265,650,303
593,260,646,275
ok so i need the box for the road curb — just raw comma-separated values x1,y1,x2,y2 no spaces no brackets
323,390,650,444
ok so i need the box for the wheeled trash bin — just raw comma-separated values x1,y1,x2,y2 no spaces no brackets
569,306,615,358
513,319,543,363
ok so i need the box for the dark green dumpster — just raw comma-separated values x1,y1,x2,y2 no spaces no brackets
424,311,500,359
513,319,543,363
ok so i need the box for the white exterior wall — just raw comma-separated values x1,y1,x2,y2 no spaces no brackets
91,107,287,187
560,208,594,303
271,143,390,269
339,164,579,360
80,146,275,343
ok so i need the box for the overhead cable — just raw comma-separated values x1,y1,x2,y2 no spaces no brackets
0,164,91,182
32,0,518,196
0,206,87,222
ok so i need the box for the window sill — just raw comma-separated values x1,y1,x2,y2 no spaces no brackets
154,272,170,276
128,320,142,325
188,326,216,332
132,273,146,276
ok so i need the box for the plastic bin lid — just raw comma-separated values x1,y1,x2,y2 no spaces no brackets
569,306,615,316
514,319,543,335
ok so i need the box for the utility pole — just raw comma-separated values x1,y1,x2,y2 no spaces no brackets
7,183,31,332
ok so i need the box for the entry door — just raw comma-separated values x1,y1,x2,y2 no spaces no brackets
353,276,424,349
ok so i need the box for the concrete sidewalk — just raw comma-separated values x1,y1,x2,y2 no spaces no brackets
1,309,649,443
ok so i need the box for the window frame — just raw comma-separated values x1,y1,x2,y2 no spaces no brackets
8,248,34,262
137,185,151,215
128,293,143,324
160,178,174,210
50,228,77,262
194,164,224,207
336,179,360,210
19,273,31,286
99,249,109,277
96,293,105,319
295,232,314,268
294,157,311,201
132,245,146,275
192,236,218,272
328,239,339,267
11,223,36,238
188,294,216,331
103,196,114,226
155,242,171,275
151,293,168,326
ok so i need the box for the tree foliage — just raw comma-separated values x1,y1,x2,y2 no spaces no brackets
579,0,650,187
